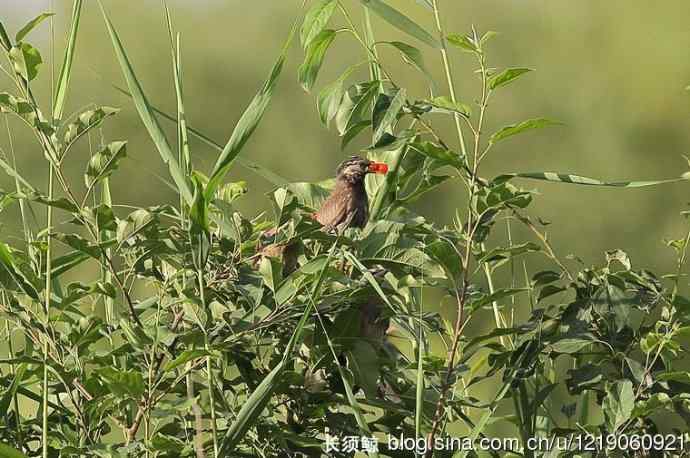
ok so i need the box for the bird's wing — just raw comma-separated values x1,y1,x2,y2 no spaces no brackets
314,191,349,231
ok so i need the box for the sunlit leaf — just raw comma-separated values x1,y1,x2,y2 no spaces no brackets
15,12,54,42
489,118,561,144
9,43,42,81
299,29,336,92
489,67,532,91
84,141,127,188
361,0,439,49
300,0,336,48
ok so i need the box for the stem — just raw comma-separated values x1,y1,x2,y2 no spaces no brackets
198,269,218,458
4,305,22,448
426,26,494,456
42,168,54,458
431,0,467,158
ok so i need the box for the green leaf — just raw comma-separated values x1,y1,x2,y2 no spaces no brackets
15,12,54,42
348,341,379,398
300,0,337,48
112,85,290,186
422,96,471,117
205,18,298,200
361,0,439,49
116,209,154,244
384,41,432,82
221,240,339,454
409,141,464,169
99,1,193,204
489,67,532,91
495,171,690,188
657,371,690,384
9,43,43,81
0,443,29,458
259,256,283,293
446,33,478,52
55,233,111,259
0,242,40,300
566,363,603,394
632,393,672,418
214,181,247,205
335,82,378,135
18,191,78,213
0,363,26,414
163,349,211,373
489,118,561,144
84,141,127,188
189,173,210,269
53,0,83,120
548,337,594,354
298,29,336,92
603,380,634,431
0,21,11,51
317,65,358,126
373,87,405,144
0,92,53,134
63,106,119,153
97,367,145,398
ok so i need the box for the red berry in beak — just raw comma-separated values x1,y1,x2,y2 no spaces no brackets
368,162,388,174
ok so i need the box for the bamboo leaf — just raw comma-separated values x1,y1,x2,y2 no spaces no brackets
317,65,358,126
360,0,439,49
112,84,290,186
298,29,336,92
489,118,560,144
489,67,532,91
384,41,433,82
53,0,83,120
15,13,54,43
300,0,337,48
9,43,42,81
99,1,193,204
63,106,119,154
373,87,405,144
205,18,299,200
0,21,11,51
495,171,690,188
84,141,128,188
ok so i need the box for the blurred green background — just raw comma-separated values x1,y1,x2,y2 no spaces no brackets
1,0,690,278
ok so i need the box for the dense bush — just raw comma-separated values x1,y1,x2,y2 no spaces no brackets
0,1,689,457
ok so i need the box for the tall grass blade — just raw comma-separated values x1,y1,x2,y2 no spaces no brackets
53,0,82,120
112,85,289,186
98,0,193,204
205,15,301,199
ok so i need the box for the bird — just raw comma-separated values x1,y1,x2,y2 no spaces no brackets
253,156,388,273
313,156,388,233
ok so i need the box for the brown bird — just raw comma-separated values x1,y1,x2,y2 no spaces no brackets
314,156,388,233
253,156,387,272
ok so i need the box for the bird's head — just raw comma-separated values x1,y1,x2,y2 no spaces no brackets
335,156,388,184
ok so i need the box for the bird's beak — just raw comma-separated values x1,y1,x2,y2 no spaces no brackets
368,162,388,174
